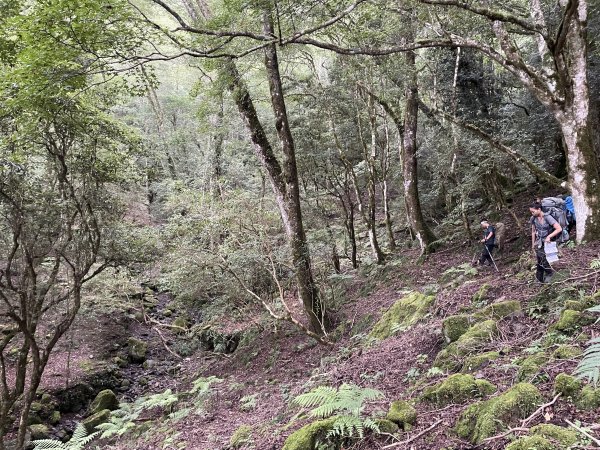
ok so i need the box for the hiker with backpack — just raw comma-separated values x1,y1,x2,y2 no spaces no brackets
478,220,496,267
529,201,563,283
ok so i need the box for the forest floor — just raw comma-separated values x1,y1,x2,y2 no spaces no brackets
33,205,600,450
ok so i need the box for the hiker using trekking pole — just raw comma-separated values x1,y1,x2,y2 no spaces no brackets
478,220,496,268
529,201,563,283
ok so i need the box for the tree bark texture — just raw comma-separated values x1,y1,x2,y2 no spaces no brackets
402,51,436,254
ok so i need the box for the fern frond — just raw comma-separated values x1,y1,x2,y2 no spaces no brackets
32,423,99,450
292,386,337,409
590,259,600,269
574,337,600,386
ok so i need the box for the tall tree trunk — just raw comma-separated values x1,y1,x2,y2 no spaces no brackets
402,51,436,254
262,14,327,332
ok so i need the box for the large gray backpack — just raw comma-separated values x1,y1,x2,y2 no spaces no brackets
541,197,570,243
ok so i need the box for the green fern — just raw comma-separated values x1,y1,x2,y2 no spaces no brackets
574,336,600,387
590,259,600,269
292,384,383,439
97,389,178,439
327,415,379,439
32,423,99,450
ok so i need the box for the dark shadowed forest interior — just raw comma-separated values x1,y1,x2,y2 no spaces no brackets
1,1,600,449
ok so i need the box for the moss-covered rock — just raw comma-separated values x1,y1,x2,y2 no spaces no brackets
455,383,542,444
172,317,189,334
422,374,495,405
386,400,417,429
82,409,111,433
552,345,582,359
442,315,472,344
530,424,578,447
505,424,579,450
29,424,50,440
474,300,521,320
552,310,595,333
369,292,435,340
554,373,583,398
230,425,253,449
89,389,118,415
472,283,490,303
282,418,337,450
577,385,600,410
516,353,549,382
49,410,61,425
505,436,555,450
127,337,147,363
375,419,400,435
461,351,500,373
434,320,498,371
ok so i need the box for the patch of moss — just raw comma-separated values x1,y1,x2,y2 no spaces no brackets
369,292,435,340
375,419,399,435
29,424,50,440
386,400,417,429
49,410,61,425
552,310,595,333
422,374,495,405
472,283,490,303
461,351,500,373
516,353,549,383
82,409,111,433
282,418,337,450
230,425,253,449
172,317,189,334
554,373,583,398
434,320,498,371
89,389,118,415
442,315,472,344
505,436,555,450
127,337,147,363
474,300,521,320
552,345,582,359
576,385,600,410
455,383,542,444
530,424,578,447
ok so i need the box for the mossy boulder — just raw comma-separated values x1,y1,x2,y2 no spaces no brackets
386,400,417,430
472,283,490,303
29,424,50,440
577,385,600,410
82,409,111,433
442,315,472,344
552,345,582,359
230,425,253,449
89,389,118,415
422,374,495,405
49,410,61,425
461,351,500,373
554,373,582,398
455,383,543,444
505,436,555,450
369,292,435,340
552,310,595,333
375,419,399,434
516,353,549,382
506,424,578,450
172,317,189,334
434,320,498,371
474,300,521,320
282,418,337,450
127,337,147,363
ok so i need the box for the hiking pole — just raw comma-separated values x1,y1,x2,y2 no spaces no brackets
484,244,499,272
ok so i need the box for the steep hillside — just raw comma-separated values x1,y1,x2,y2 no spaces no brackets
24,228,600,450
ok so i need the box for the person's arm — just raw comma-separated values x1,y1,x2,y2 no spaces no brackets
531,224,536,249
485,231,493,241
545,222,562,242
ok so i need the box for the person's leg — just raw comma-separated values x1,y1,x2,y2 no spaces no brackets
535,247,546,282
